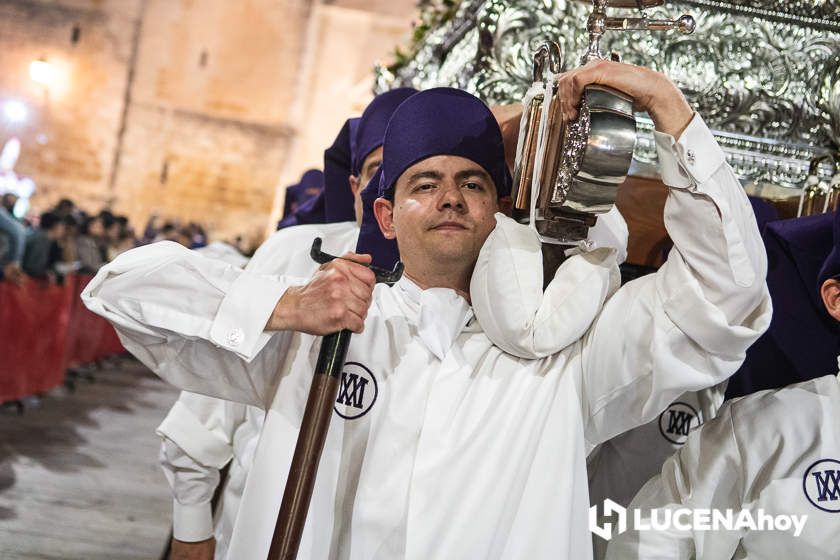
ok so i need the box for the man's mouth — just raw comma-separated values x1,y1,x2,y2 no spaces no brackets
431,221,468,231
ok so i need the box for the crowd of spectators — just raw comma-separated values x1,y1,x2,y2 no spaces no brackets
0,194,211,285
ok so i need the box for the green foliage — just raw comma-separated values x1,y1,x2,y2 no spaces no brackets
387,0,462,74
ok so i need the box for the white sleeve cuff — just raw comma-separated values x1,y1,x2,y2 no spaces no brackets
172,500,214,542
209,271,300,361
654,113,726,189
156,401,233,468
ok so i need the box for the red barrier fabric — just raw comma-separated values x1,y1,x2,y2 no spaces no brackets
98,322,126,357
0,279,73,401
0,274,125,403
65,274,125,367
65,275,107,367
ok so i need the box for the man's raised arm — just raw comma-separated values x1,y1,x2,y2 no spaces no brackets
574,60,772,449
82,241,302,406
82,238,375,406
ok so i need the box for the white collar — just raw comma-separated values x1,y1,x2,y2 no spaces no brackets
395,277,474,360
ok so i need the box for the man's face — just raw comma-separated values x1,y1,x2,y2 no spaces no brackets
2,194,17,212
48,223,66,240
89,218,105,237
107,222,121,240
375,155,498,274
349,146,383,224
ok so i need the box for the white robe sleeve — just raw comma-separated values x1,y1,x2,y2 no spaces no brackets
81,240,306,407
579,113,772,449
156,391,252,542
159,438,220,543
604,401,744,559
157,391,250,470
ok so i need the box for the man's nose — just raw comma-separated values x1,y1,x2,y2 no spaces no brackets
438,183,466,211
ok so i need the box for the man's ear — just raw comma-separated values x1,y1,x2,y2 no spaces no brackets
373,197,396,240
348,174,361,196
821,279,840,323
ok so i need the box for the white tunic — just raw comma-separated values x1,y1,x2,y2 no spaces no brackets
470,209,726,559
588,385,725,559
606,360,840,560
82,115,771,560
465,208,727,559
587,386,725,511
157,222,359,557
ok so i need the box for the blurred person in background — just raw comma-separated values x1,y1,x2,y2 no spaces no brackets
142,213,162,244
173,227,194,248
106,215,136,260
54,198,78,220
76,214,109,274
187,222,208,249
22,211,66,280
2,192,17,214
159,222,179,243
0,186,25,285
59,214,80,269
114,217,137,257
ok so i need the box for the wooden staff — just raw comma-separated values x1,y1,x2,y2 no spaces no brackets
267,238,402,560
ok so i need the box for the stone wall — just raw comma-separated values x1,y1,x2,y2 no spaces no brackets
0,0,142,211
266,1,417,232
0,0,416,244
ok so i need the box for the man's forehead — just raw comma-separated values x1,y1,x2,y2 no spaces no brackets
399,155,489,181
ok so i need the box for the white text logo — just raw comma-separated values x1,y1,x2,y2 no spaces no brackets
589,499,808,541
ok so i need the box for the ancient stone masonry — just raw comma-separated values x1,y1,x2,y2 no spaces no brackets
0,0,416,241
0,0,308,239
0,0,143,211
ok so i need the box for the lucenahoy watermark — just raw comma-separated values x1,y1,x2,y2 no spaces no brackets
590,499,808,541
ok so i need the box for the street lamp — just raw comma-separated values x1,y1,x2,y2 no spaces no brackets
2,100,28,124
29,58,55,88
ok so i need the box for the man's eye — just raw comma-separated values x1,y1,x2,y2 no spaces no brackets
463,182,483,190
417,183,436,191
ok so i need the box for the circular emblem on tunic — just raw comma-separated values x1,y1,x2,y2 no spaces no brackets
803,459,840,513
333,361,378,420
658,401,699,445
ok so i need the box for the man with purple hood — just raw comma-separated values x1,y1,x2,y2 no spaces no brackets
607,209,840,559
152,88,415,560
84,61,769,559
277,169,325,229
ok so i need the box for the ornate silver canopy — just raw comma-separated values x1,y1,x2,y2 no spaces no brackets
376,0,840,189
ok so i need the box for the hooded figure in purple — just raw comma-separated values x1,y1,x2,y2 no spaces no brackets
278,119,361,230
726,210,839,399
818,209,840,299
279,88,417,233
352,88,418,265
278,169,325,229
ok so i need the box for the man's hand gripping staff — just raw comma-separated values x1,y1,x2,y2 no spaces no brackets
267,238,403,560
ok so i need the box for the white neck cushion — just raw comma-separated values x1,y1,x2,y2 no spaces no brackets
470,212,624,358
